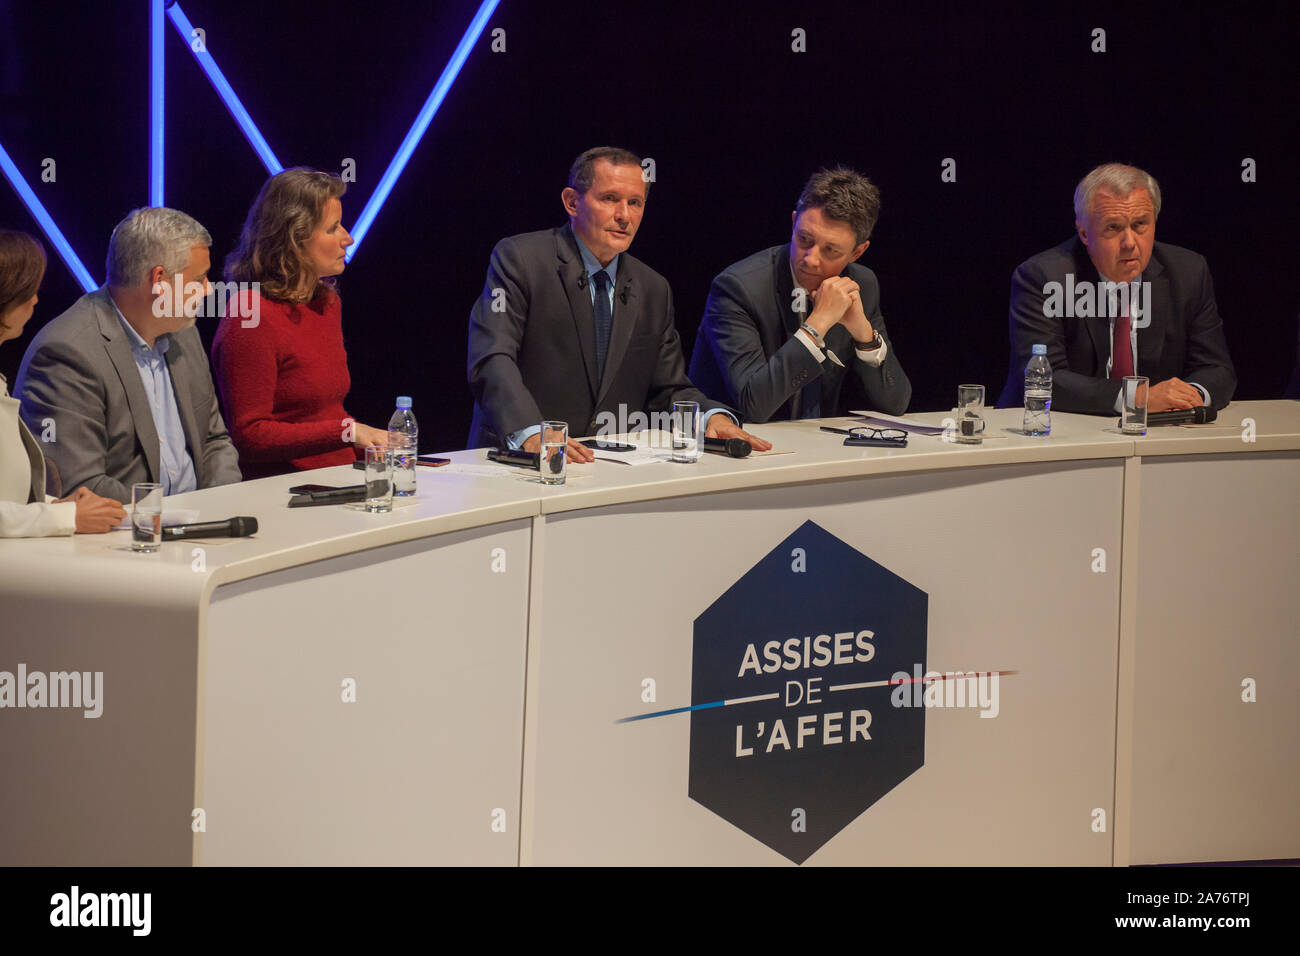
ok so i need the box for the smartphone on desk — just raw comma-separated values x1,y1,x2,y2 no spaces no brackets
844,436,908,448
289,483,340,495
581,439,637,453
353,457,452,469
288,484,368,507
821,425,908,449
487,448,539,468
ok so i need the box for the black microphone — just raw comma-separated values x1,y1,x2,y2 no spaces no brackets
703,436,752,458
577,273,588,290
619,285,629,304
1145,406,1218,426
162,516,259,540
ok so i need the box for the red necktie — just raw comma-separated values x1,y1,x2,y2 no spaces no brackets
1110,308,1134,380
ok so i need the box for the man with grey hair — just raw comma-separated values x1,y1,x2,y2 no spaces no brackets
997,162,1236,415
16,207,241,502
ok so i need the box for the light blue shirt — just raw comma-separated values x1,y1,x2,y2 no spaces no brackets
1107,275,1210,412
506,235,733,448
114,308,198,495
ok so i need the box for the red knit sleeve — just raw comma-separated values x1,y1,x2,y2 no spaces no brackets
211,293,350,462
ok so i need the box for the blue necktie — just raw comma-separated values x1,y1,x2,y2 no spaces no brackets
592,270,612,382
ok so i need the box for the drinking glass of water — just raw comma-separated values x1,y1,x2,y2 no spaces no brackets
539,421,568,485
365,445,394,512
671,401,701,463
131,482,162,553
1122,376,1149,435
956,384,985,444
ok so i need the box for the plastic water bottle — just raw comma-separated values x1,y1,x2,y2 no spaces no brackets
1023,345,1052,436
388,397,418,496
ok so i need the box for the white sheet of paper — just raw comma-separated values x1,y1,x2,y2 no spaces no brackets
848,410,951,436
587,431,676,466
743,447,796,458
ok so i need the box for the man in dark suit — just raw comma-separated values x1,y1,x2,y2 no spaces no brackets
16,207,241,503
690,167,911,423
997,162,1236,414
467,147,769,460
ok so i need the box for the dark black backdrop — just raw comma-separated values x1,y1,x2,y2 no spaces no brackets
2,0,1296,451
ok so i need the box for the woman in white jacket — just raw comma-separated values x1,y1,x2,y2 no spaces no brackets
1,230,124,536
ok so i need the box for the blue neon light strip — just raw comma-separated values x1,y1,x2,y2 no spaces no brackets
165,3,283,175
345,0,500,261
0,140,96,292
150,0,165,205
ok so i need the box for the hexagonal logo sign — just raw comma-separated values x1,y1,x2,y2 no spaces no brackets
688,520,928,863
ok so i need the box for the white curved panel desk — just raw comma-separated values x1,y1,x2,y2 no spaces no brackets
1,401,1295,865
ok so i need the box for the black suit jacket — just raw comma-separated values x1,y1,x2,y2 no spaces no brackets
996,237,1236,414
688,245,910,423
467,224,723,447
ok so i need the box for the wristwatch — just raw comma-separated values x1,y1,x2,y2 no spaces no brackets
854,333,882,351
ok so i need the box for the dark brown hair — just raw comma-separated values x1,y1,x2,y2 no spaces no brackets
0,230,47,333
796,167,881,245
225,168,347,303
567,147,649,197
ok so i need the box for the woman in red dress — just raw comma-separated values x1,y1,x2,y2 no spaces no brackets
213,168,387,479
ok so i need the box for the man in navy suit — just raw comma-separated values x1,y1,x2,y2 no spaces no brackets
467,147,769,459
997,162,1236,414
690,167,911,423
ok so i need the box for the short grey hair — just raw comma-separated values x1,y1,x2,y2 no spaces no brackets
106,207,212,287
1073,163,1162,222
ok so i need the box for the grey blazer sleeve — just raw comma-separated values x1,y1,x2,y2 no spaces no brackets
195,367,242,487
701,269,824,424
19,339,134,504
467,238,544,440
1008,258,1121,415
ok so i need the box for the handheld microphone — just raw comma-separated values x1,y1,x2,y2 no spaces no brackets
162,516,259,540
1144,406,1218,426
703,436,752,458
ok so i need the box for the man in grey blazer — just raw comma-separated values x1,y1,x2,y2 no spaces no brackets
16,207,241,503
467,146,769,458
689,167,911,423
